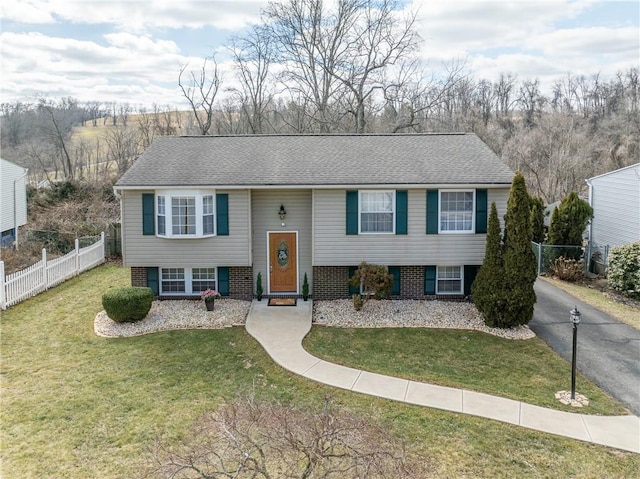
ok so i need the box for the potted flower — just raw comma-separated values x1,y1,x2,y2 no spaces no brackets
201,288,221,311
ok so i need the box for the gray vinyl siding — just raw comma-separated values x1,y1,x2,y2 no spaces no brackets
121,189,251,267
589,164,640,248
251,189,313,294
0,159,27,232
313,188,509,266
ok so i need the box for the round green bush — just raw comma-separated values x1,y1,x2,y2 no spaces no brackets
607,242,640,300
102,287,153,323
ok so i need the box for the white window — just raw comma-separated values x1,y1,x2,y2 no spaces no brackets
436,266,463,294
157,196,166,235
359,190,395,233
172,197,196,235
160,267,217,295
439,190,474,233
156,191,216,238
161,268,185,293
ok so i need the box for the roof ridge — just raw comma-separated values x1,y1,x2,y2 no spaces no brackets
174,132,470,138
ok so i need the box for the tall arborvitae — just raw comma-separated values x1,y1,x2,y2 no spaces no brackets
472,202,505,327
530,196,546,244
501,172,537,327
548,191,593,259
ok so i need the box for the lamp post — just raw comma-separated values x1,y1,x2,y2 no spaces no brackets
570,306,581,400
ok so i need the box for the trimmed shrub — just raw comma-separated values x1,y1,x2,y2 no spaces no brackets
551,256,584,282
102,287,153,323
608,242,640,300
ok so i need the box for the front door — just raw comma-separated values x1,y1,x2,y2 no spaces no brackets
269,232,297,293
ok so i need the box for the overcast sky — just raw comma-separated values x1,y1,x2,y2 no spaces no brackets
1,0,638,110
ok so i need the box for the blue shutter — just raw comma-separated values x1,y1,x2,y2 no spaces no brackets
142,194,155,235
389,266,401,296
426,190,438,234
348,266,359,295
475,189,487,234
218,267,230,296
147,267,159,296
346,191,359,235
216,194,229,236
395,190,408,235
464,265,479,296
424,266,436,295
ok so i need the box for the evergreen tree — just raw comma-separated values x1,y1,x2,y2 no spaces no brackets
472,202,505,327
530,196,546,243
548,191,593,259
501,172,537,327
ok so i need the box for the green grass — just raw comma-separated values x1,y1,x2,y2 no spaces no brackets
304,327,627,415
2,265,639,478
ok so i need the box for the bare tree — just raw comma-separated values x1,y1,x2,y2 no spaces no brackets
179,56,221,135
145,397,432,478
229,24,276,134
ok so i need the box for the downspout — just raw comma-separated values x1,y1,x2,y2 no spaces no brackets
13,168,28,250
586,178,593,246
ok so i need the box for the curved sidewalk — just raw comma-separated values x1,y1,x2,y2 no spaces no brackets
245,300,640,454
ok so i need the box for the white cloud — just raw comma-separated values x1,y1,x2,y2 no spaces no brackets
3,0,266,32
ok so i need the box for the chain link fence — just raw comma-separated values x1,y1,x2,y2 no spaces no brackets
531,242,587,275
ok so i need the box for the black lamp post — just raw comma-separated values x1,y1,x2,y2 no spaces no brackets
570,306,581,400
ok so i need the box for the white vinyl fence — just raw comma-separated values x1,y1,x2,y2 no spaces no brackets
0,232,105,310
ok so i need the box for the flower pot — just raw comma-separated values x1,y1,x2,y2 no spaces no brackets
205,300,215,311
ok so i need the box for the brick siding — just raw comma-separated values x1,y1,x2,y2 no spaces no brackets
229,266,253,300
131,267,147,288
312,266,351,300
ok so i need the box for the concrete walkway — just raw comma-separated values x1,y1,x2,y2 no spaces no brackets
245,300,640,454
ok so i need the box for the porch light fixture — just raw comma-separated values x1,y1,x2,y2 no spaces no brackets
278,204,287,221
569,306,581,400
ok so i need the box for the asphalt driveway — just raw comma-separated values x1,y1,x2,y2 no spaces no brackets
530,279,640,416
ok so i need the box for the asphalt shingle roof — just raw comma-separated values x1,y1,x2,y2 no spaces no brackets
116,133,514,187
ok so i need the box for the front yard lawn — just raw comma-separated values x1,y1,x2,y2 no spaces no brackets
304,326,627,415
1,264,638,478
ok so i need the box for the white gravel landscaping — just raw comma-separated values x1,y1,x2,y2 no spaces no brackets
94,299,250,338
313,299,535,340
95,298,534,340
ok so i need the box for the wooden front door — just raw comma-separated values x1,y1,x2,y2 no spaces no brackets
269,232,297,293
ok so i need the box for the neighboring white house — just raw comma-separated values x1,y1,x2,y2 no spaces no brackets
0,158,28,247
586,163,640,265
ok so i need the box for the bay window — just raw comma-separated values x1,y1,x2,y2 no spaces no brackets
156,191,216,238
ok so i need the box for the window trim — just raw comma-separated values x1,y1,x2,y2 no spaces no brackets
159,266,218,296
438,189,475,234
436,265,464,295
155,190,216,239
358,190,396,234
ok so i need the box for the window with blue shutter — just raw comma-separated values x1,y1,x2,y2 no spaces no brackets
395,190,408,235
218,267,230,296
388,266,401,296
424,265,436,294
142,194,155,235
147,267,159,296
426,190,438,234
216,193,229,236
475,189,488,234
346,191,359,235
